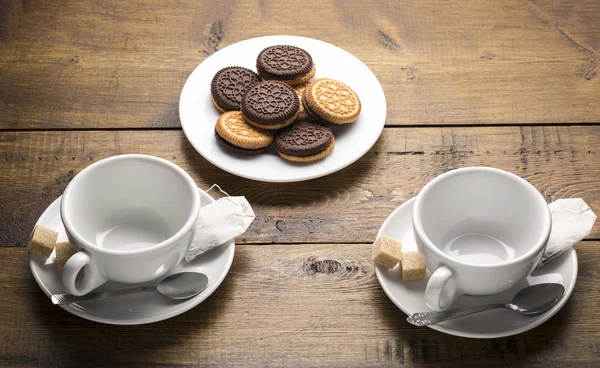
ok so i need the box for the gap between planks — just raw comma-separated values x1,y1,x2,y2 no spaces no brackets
3,239,597,248
2,122,600,133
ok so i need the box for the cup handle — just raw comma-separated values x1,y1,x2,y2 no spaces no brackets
424,266,458,311
62,252,107,296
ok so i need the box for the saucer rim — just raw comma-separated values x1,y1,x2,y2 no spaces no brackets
375,197,578,339
29,188,235,325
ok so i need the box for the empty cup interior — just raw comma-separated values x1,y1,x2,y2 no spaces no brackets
62,156,196,251
417,169,549,265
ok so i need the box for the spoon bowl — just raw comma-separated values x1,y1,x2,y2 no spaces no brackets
507,283,565,315
157,272,210,300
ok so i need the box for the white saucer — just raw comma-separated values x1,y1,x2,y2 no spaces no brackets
375,197,578,339
29,189,235,325
179,35,387,183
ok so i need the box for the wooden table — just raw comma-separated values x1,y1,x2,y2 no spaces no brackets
1,1,599,366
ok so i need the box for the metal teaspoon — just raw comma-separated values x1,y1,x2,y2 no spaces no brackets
51,272,210,305
406,283,565,326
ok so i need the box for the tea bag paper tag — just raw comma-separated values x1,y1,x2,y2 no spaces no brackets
537,198,596,269
185,186,255,262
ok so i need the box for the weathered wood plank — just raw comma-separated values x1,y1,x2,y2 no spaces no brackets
1,126,599,246
1,0,599,129
0,244,598,367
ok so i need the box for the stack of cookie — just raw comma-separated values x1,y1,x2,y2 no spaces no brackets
211,45,362,163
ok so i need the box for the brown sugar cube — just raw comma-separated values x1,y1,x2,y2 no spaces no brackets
55,241,76,271
28,225,58,259
401,251,427,281
372,235,402,269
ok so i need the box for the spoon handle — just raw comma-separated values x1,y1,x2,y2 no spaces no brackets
51,286,156,305
406,303,507,326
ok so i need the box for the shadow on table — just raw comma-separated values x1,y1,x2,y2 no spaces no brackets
27,248,251,366
179,130,382,203
371,284,572,366
178,133,384,243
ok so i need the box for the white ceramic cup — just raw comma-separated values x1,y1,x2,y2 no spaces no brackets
413,167,552,311
60,154,201,296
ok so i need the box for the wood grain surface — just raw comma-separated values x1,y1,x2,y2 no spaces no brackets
0,0,599,129
0,244,597,368
1,126,599,246
2,0,600,367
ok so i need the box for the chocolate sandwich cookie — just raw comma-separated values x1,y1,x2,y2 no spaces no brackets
301,90,330,125
275,120,335,162
241,80,299,130
294,84,310,121
215,111,273,155
303,78,361,124
211,66,261,112
256,45,316,86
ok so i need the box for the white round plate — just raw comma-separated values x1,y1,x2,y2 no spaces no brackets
375,197,578,339
29,189,234,325
179,35,386,182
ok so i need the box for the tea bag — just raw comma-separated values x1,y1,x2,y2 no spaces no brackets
185,185,255,262
536,198,596,269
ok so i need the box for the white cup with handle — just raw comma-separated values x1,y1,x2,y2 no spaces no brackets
60,154,201,296
413,167,552,311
